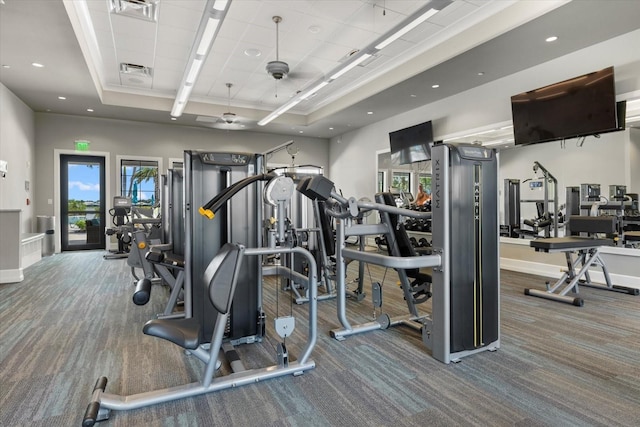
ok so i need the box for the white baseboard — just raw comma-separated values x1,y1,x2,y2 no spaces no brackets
0,268,24,284
500,258,640,289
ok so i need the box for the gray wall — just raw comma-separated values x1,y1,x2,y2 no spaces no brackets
0,83,35,233
328,29,640,203
631,128,640,193
33,113,330,219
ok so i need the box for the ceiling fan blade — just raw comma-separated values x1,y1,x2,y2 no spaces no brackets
195,115,221,123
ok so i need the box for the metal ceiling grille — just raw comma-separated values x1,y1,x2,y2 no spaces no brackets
110,0,159,22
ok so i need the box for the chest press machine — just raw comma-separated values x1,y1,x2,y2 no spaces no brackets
82,154,319,426
525,215,639,306
298,143,500,364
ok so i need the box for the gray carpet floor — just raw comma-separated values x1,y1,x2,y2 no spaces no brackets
1,250,639,427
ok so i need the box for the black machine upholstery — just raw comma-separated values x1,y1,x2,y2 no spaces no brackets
531,236,613,252
142,243,245,348
377,193,432,302
568,215,616,235
532,215,618,252
205,244,244,315
143,317,200,349
316,200,335,257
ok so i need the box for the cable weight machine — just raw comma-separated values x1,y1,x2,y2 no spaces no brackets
298,143,500,364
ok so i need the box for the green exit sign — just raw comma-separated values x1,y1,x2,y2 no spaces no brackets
75,140,90,151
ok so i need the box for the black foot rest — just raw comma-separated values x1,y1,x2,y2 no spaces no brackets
133,278,152,305
143,317,200,350
163,254,185,268
414,247,432,256
409,273,432,304
623,231,640,241
145,251,185,268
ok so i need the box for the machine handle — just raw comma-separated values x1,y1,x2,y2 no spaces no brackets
82,377,107,427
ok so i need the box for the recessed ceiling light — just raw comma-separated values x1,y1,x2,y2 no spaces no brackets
2,64,10,69
410,94,417,98
432,84,440,89
367,111,373,115
32,62,44,68
308,25,321,34
477,72,485,76
86,108,94,112
299,130,304,133
58,96,66,100
329,127,334,130
244,48,261,57
171,117,177,121
545,36,558,42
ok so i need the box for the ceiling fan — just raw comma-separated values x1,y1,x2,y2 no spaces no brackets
266,16,289,81
266,16,323,97
195,83,253,130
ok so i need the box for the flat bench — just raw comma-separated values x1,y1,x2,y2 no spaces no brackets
524,216,639,306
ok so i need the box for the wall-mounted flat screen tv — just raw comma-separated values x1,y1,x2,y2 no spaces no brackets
511,66,621,146
389,121,433,165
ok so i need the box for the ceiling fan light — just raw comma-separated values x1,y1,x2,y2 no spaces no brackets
222,112,236,123
266,60,290,80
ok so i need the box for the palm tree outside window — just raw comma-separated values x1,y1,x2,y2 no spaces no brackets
120,159,159,207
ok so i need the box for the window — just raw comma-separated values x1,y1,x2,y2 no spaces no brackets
419,174,432,195
377,171,386,193
391,171,411,193
120,158,160,206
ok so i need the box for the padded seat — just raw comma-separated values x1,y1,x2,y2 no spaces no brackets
143,317,200,350
531,236,612,252
376,192,432,303
142,243,243,350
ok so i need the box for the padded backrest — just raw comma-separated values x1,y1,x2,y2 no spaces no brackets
316,200,335,257
569,215,617,234
375,193,418,259
203,243,245,314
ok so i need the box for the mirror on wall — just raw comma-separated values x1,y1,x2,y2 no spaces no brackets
377,151,432,201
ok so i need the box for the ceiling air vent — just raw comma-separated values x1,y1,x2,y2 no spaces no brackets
120,63,152,78
119,63,153,88
110,0,159,22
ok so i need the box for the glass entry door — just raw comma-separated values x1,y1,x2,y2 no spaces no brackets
60,155,106,251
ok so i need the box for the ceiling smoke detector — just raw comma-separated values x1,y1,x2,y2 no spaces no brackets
266,16,289,80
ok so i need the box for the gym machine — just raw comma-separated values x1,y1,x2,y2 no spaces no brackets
502,178,521,238
578,183,640,245
128,169,186,319
266,165,335,304
103,196,132,259
83,165,319,426
518,161,559,238
299,143,500,364
184,151,264,344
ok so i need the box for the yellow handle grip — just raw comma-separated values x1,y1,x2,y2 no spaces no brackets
199,206,215,220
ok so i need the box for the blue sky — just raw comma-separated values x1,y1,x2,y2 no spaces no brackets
67,164,155,202
68,164,99,201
